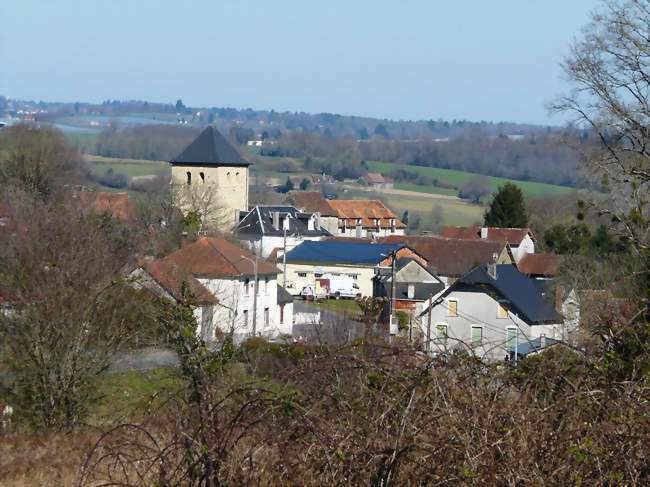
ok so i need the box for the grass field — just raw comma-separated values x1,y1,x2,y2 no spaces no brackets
310,299,360,316
342,188,484,227
85,155,169,177
393,182,458,197
92,367,182,424
368,161,577,198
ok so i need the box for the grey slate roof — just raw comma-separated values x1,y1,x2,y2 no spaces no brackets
378,282,445,302
171,126,250,166
436,264,562,325
235,205,331,238
277,285,294,305
515,336,562,356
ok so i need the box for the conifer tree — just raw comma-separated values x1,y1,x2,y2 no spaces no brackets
483,182,528,227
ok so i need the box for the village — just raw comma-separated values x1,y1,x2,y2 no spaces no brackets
25,124,581,362
1,1,649,484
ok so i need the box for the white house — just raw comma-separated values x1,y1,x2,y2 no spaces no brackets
130,236,293,342
234,205,331,259
440,226,536,263
419,264,564,361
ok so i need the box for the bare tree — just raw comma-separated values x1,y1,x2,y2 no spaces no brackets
0,189,156,429
0,124,86,194
172,182,233,233
552,0,650,252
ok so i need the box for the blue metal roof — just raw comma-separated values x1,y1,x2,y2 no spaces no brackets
285,241,405,265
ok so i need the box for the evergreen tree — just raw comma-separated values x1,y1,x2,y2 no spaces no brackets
483,182,528,227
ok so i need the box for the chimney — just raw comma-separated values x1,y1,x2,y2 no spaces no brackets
272,211,280,230
540,334,546,349
481,227,489,239
407,284,415,300
487,263,497,280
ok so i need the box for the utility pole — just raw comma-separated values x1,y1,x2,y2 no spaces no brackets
389,250,397,335
283,228,287,287
514,327,518,368
426,302,432,353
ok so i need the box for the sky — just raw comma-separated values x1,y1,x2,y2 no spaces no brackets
0,0,599,125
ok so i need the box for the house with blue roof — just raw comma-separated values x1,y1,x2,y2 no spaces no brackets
419,264,565,361
282,240,427,297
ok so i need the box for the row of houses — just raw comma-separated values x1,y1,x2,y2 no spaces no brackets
143,127,574,359
1,125,577,362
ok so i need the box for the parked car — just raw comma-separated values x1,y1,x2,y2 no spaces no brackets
299,285,327,301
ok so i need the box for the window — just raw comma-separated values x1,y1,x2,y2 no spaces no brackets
264,277,269,295
264,308,270,327
280,304,285,324
236,171,240,176
243,310,249,327
506,327,517,351
435,324,448,347
199,172,205,183
448,299,458,317
497,303,508,319
471,325,483,344
186,171,192,185
244,278,250,296
298,272,307,278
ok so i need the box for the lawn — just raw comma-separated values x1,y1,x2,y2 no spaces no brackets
310,299,361,316
368,161,577,198
85,154,170,178
92,367,183,424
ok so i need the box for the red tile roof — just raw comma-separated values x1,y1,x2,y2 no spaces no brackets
78,191,135,221
363,172,386,184
286,192,337,216
379,235,510,277
142,259,217,305
440,226,535,245
327,199,406,229
517,253,561,277
163,236,279,278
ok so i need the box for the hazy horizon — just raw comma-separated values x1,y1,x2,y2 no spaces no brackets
1,1,599,125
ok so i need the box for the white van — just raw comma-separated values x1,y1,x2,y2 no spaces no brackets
320,274,361,299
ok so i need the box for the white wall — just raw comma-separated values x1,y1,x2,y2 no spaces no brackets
336,226,405,238
512,234,535,263
197,275,292,341
240,234,324,259
421,290,535,362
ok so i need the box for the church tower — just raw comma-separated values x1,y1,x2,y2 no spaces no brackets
170,126,250,229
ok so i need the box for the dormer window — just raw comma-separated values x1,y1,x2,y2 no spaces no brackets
186,172,192,185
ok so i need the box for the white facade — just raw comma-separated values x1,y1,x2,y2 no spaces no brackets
336,224,405,239
420,290,549,362
195,276,292,342
510,234,535,263
241,234,322,259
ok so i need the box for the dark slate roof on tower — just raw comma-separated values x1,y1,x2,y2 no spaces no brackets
171,126,250,166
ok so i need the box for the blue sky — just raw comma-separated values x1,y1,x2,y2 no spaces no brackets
0,0,599,124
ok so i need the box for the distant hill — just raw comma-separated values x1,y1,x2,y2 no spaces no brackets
3,96,558,141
